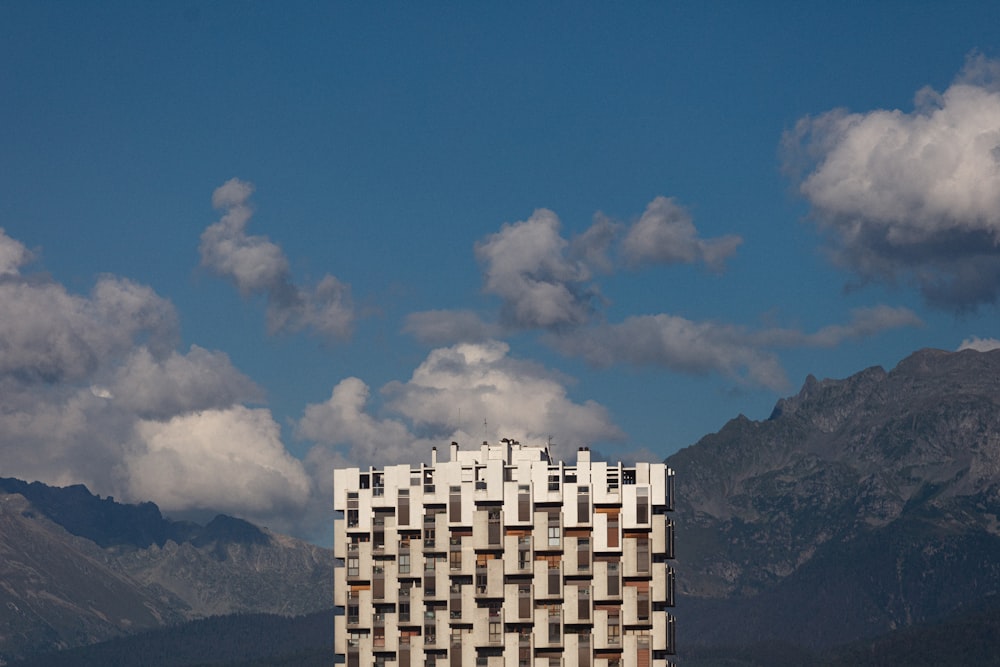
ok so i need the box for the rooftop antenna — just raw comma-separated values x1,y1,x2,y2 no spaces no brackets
547,435,556,461
483,418,488,441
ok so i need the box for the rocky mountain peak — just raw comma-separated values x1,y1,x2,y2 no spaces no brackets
668,347,1000,649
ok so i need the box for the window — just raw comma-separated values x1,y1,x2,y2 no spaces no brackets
518,538,530,570
424,609,437,644
347,492,359,527
488,508,501,545
608,612,620,644
607,562,619,596
399,488,410,525
577,537,590,570
449,485,462,522
607,512,620,548
637,486,649,523
548,558,560,595
450,548,462,570
373,513,386,550
373,473,384,496
607,469,619,493
637,537,650,573
347,556,359,577
518,484,530,522
577,585,590,620
399,552,411,574
424,515,436,548
347,591,359,624
577,486,590,523
548,472,560,492
547,511,560,546
489,605,502,643
548,605,561,642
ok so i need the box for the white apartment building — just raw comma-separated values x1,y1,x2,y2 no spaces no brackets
333,440,676,667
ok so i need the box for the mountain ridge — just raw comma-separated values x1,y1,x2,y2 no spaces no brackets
668,347,1000,650
0,480,333,663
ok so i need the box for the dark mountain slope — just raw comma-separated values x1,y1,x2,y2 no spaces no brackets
668,348,1000,649
5,609,334,667
0,481,333,663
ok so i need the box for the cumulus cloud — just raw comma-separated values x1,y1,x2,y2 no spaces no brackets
127,407,311,519
0,274,178,383
0,228,31,275
620,196,742,271
784,54,1000,309
0,227,312,533
958,336,1000,352
109,346,263,420
475,209,598,329
200,178,355,340
472,198,742,333
298,340,623,468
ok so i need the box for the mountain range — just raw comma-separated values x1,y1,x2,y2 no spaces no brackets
0,478,333,664
4,346,1000,664
667,347,1000,659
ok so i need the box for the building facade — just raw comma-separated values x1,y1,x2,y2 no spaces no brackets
333,440,676,667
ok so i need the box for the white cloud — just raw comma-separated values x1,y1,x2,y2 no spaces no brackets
0,228,31,275
0,227,311,532
296,377,420,465
200,178,355,340
127,406,311,519
785,54,1000,308
298,341,624,468
475,209,598,329
109,346,263,419
471,198,743,331
0,275,178,383
385,340,623,449
620,196,742,271
958,336,1000,352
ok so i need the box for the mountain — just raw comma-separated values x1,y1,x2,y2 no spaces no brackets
667,347,1000,653
4,609,334,667
0,479,333,663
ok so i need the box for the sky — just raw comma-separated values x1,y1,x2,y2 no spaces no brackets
2,2,1000,544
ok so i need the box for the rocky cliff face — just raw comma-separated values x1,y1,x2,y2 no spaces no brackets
667,348,1000,649
0,481,333,662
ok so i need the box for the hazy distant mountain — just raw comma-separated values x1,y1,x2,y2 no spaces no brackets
668,347,1000,652
0,479,334,663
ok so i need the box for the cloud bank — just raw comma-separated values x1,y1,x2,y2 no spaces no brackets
0,227,311,532
412,197,919,389
299,340,623,469
785,54,1000,309
200,178,355,340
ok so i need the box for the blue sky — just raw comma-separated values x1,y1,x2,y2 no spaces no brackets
2,2,1000,542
